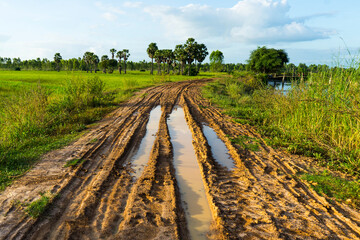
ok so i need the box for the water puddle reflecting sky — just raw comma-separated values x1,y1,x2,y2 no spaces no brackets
202,125,235,171
130,106,161,179
168,106,212,240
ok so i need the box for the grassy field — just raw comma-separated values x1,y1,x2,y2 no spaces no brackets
202,70,360,207
0,70,217,190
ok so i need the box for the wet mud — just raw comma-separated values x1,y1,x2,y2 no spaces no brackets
1,79,360,239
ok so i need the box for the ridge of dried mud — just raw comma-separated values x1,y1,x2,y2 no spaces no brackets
0,79,360,240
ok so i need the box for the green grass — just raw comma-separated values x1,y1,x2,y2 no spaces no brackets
25,192,55,218
202,69,360,206
203,71,360,176
301,171,360,208
64,158,84,168
0,70,218,190
229,135,260,152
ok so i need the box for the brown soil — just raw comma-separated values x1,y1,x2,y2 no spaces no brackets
1,79,360,240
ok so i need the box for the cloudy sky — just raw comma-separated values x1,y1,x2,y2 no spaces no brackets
0,0,358,65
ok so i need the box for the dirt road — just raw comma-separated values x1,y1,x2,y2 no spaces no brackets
1,79,360,239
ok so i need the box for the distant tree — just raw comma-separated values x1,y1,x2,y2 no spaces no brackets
184,38,198,76
147,43,158,75
108,59,118,73
286,63,296,77
83,52,93,72
209,50,224,72
121,49,130,74
154,50,164,75
297,63,308,80
163,49,174,74
116,50,123,74
92,54,99,73
110,48,117,59
174,44,187,75
54,53,62,72
195,43,208,72
100,55,109,73
247,46,289,73
309,64,318,73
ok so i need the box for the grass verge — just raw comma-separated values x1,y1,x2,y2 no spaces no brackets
300,171,360,208
202,70,360,206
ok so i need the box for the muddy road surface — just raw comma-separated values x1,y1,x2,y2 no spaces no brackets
1,79,360,239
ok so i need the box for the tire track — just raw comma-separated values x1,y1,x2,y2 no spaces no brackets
1,79,360,240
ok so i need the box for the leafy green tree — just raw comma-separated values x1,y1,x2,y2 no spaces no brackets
108,59,118,73
147,43,158,75
54,53,62,72
286,63,296,77
209,50,224,72
100,55,109,73
110,48,117,59
174,44,187,75
121,49,130,74
247,46,289,73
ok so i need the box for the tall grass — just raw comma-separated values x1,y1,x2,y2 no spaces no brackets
0,71,217,190
203,67,360,176
0,75,112,190
278,67,360,173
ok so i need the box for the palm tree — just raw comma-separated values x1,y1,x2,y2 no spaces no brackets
147,43,158,75
110,48,117,59
184,38,197,76
195,43,208,73
154,50,164,75
174,45,187,75
92,54,99,73
54,53,62,72
122,49,130,74
116,50,123,74
163,49,174,74
83,51,94,73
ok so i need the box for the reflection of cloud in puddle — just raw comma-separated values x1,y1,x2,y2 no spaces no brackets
168,106,212,240
202,125,235,170
129,106,162,179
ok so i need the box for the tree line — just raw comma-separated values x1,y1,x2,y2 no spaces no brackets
0,44,340,77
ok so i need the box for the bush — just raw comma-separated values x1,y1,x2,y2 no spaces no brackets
183,65,198,76
63,75,106,111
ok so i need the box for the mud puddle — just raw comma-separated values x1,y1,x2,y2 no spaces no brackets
168,106,212,240
202,125,235,170
130,106,161,179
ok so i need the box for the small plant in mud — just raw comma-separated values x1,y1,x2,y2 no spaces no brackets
300,171,360,209
64,158,84,168
25,192,56,218
229,135,260,152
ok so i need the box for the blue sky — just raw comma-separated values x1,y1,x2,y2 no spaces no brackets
0,0,359,65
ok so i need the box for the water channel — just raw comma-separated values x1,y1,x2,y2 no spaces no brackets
167,106,212,240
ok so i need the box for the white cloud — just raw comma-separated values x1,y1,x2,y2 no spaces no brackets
95,1,125,17
124,2,142,8
144,0,334,44
102,12,117,21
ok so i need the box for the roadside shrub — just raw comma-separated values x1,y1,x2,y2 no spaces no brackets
63,75,106,111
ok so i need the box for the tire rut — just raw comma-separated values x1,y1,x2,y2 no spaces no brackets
1,79,360,240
